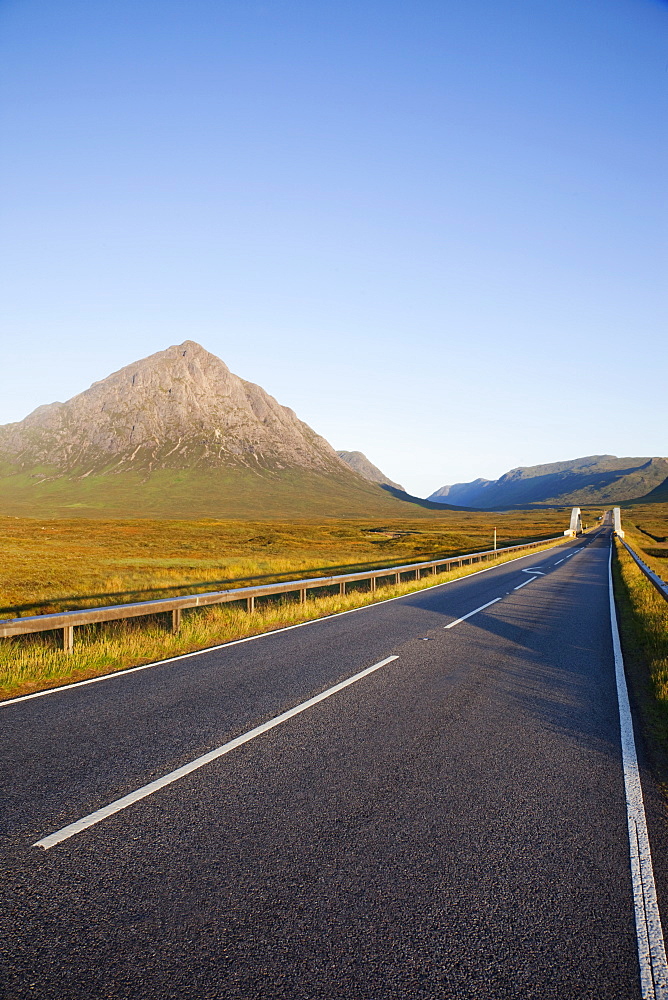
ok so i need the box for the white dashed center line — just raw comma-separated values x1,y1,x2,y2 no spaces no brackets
444,597,502,629
33,654,400,850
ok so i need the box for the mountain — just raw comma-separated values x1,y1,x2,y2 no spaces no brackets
336,451,405,492
428,455,668,509
0,341,454,520
627,475,668,506
430,478,492,505
0,341,348,477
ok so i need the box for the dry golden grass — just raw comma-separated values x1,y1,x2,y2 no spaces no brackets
0,510,575,618
613,538,668,757
0,535,569,701
621,502,668,580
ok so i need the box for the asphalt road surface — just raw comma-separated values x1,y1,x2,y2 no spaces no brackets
3,527,668,999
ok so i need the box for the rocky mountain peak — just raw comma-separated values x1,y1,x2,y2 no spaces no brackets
336,451,405,492
0,341,348,478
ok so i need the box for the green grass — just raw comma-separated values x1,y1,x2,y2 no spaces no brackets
0,534,569,701
0,464,459,521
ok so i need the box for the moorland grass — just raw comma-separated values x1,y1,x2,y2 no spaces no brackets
613,536,668,773
0,534,570,700
0,510,579,618
620,501,668,584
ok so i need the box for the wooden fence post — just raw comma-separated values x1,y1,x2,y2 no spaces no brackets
62,625,73,653
247,596,255,613
339,581,346,596
300,588,307,604
172,608,181,634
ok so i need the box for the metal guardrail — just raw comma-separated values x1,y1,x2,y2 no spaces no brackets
619,538,668,603
0,535,565,652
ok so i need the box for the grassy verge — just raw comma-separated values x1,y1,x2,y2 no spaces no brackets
0,536,568,701
619,501,668,581
622,529,668,584
613,538,668,785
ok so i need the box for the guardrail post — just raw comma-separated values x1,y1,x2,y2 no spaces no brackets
62,625,73,653
300,588,307,603
0,534,566,647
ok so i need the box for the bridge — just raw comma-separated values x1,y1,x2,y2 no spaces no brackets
565,507,624,538
613,506,625,537
564,506,582,537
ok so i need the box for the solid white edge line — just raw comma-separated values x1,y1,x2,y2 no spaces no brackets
513,577,537,591
609,544,668,999
443,597,502,629
33,654,400,850
2,540,569,709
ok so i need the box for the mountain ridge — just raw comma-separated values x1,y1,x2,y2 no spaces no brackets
336,451,405,492
428,455,668,508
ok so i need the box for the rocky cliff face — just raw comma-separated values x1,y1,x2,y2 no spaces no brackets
0,341,350,478
336,451,405,492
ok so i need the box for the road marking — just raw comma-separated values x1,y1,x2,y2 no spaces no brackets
513,577,538,591
443,597,502,629
32,655,399,850
554,559,564,565
521,568,544,575
608,546,668,998
1,541,569,709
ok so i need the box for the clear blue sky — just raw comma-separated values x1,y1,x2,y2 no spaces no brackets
1,0,666,497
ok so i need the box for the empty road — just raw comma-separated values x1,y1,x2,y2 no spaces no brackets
2,527,667,998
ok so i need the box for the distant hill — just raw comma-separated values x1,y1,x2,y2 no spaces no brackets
336,451,405,492
626,475,668,506
428,455,668,509
0,341,456,520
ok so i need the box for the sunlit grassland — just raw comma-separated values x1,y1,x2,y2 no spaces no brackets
613,535,668,768
621,501,668,581
0,509,577,618
0,534,570,700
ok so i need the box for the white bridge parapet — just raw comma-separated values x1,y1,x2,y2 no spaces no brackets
564,507,582,537
613,507,625,538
